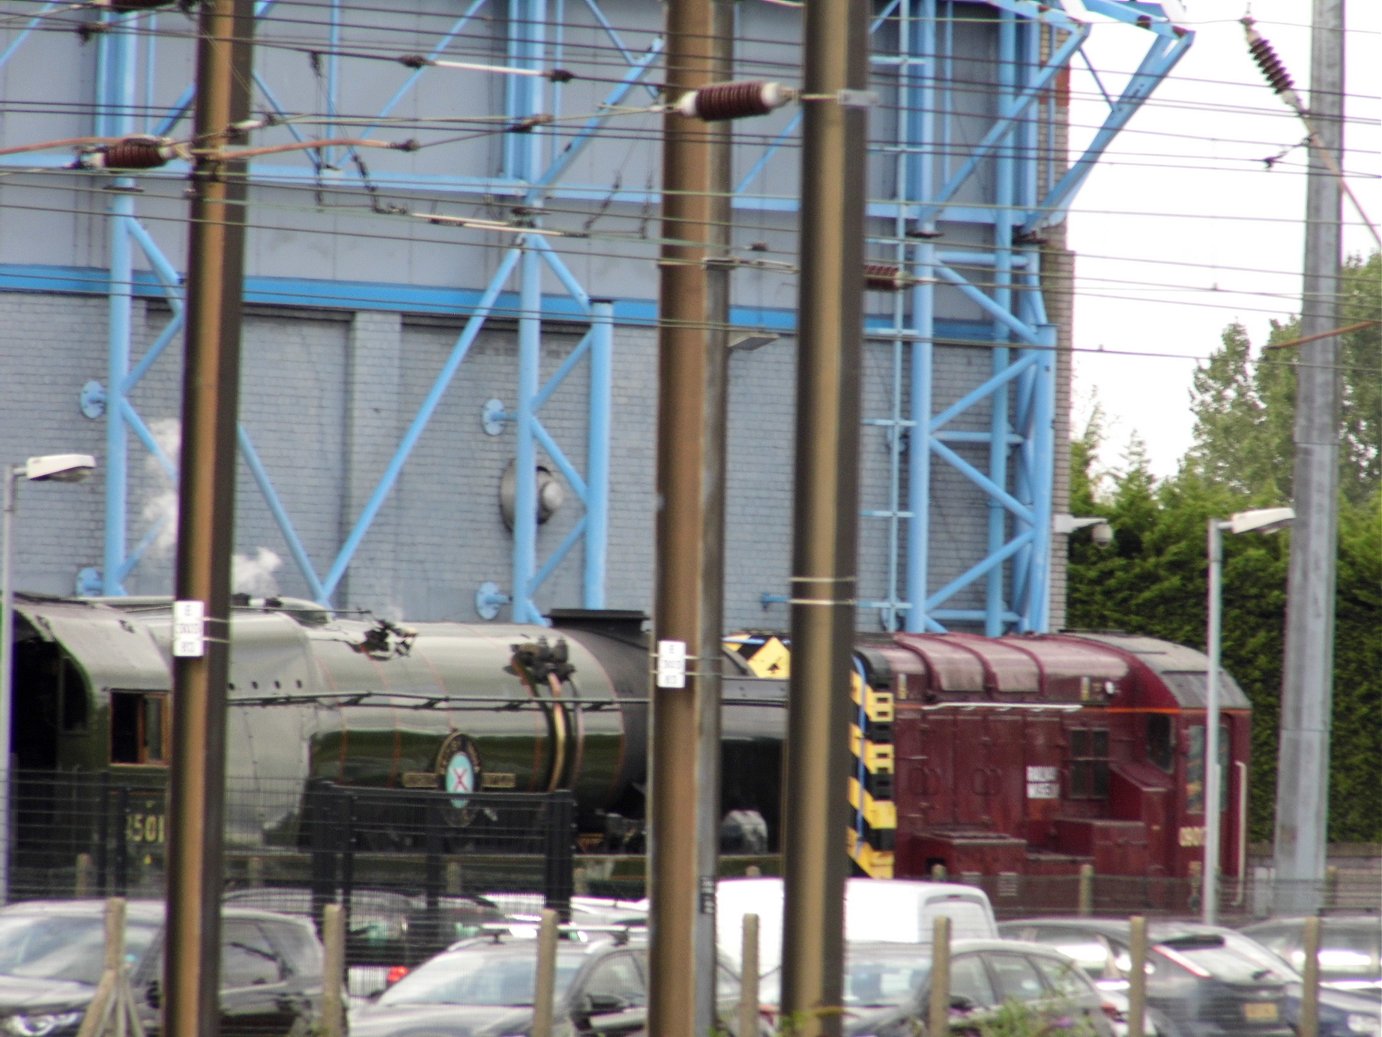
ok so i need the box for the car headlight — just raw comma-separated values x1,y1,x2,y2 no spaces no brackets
1346,1013,1381,1036
2,1012,85,1037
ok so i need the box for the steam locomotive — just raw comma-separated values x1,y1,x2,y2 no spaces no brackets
6,594,1251,889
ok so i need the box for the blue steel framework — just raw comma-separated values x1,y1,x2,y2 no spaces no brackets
0,0,1189,633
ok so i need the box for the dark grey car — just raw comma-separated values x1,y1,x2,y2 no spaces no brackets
0,899,327,1037
830,938,1119,1037
349,929,762,1037
1240,916,1382,998
999,919,1296,1037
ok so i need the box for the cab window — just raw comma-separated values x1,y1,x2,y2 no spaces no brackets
110,691,170,765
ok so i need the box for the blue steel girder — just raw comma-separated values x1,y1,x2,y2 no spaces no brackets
62,0,652,616
860,0,1188,635
2,0,1190,632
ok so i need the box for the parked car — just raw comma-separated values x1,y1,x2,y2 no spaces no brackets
831,937,1120,1037
1240,916,1382,997
223,885,516,995
1215,925,1381,1037
714,877,999,980
0,898,327,1037
349,928,762,1037
999,918,1296,1037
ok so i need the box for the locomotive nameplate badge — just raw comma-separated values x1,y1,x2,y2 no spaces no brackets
436,733,483,819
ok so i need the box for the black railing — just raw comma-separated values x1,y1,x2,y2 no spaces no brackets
9,770,576,914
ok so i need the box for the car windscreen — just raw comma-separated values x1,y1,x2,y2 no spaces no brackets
376,947,583,1006
844,952,929,1009
0,914,159,985
761,947,928,1010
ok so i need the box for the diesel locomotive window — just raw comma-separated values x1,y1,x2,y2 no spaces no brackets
1186,724,1205,814
110,691,170,766
1147,714,1174,772
1069,728,1109,798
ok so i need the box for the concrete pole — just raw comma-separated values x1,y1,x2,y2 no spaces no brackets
1204,519,1224,924
779,0,868,1034
164,3,253,1037
1273,0,1343,913
647,1,732,1035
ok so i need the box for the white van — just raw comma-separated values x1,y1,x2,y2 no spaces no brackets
716,876,998,977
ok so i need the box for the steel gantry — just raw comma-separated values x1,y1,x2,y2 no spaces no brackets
857,0,1192,634
0,0,1189,631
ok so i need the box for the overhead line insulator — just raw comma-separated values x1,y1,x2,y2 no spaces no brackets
76,136,180,170
673,81,794,122
1242,19,1302,111
864,264,906,291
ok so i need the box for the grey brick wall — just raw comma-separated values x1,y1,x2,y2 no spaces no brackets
0,290,1013,630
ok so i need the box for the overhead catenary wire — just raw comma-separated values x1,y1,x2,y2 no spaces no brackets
0,7,1375,332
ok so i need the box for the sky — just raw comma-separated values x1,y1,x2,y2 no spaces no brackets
1062,0,1381,480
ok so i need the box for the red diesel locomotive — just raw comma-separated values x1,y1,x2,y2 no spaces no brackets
839,630,1252,884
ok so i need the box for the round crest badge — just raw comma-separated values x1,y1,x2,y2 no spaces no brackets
435,732,483,819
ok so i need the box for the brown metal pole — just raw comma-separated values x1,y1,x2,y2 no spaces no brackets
780,0,869,1034
164,3,253,1037
649,1,733,1035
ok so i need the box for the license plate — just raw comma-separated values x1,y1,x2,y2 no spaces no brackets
1243,1002,1279,1022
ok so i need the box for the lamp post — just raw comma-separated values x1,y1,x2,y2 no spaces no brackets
1,453,97,903
1203,505,1293,924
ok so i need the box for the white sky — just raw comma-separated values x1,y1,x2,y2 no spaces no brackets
1063,0,1381,480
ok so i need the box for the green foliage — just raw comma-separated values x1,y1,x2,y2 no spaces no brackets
1066,251,1381,843
973,997,1099,1037
1182,251,1381,504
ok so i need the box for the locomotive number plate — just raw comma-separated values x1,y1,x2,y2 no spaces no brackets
126,812,166,844
1243,1003,1278,1023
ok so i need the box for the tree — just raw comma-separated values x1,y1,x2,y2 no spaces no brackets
1067,251,1381,843
1182,251,1381,504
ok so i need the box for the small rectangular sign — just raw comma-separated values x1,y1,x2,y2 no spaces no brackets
172,599,205,658
656,639,687,689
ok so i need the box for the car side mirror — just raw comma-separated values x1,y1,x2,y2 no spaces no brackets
585,992,629,1015
949,995,977,1014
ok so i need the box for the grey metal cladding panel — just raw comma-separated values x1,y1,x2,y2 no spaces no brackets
14,598,169,692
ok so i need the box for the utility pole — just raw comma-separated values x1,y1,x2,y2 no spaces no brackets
164,3,253,1036
1272,0,1344,913
648,1,733,1035
780,1,869,1035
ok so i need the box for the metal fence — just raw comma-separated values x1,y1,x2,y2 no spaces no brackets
8,768,1376,921
10,770,574,909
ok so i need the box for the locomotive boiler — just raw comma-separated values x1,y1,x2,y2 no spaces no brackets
8,593,784,872
6,593,1251,892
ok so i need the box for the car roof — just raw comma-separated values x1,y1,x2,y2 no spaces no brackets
1001,917,1241,938
1000,917,1135,936
0,897,316,929
845,937,1067,956
1242,915,1381,932
447,930,641,952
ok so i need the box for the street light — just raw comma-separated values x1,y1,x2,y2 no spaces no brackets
1,453,97,903
1204,505,1293,924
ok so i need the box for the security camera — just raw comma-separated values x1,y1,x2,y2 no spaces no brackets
1091,521,1114,548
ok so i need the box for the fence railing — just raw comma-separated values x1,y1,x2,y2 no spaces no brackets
9,769,1377,921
